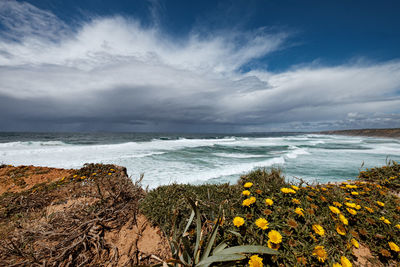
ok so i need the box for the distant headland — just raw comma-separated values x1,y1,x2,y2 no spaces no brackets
318,128,400,139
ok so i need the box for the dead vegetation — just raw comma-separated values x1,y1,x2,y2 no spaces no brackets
0,164,170,266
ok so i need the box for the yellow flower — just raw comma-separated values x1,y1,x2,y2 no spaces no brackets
110,168,115,171
312,224,325,236
336,224,346,235
346,208,357,215
321,187,328,191
295,207,304,217
379,217,391,224
60,176,65,181
363,207,373,213
242,196,256,207
346,184,357,189
329,206,341,214
339,214,348,225
351,191,359,195
255,218,269,230
268,230,282,244
265,198,273,206
233,217,244,227
108,173,112,175
355,205,361,210
351,238,359,248
92,172,97,175
281,187,296,194
333,201,343,207
292,198,301,205
377,201,385,207
312,246,327,263
388,242,400,252
244,182,253,188
341,256,352,267
395,224,400,230
333,263,343,267
248,255,263,267
242,190,251,196
73,174,77,178
291,185,300,190
345,202,356,208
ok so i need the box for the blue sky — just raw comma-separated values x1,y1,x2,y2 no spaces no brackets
0,0,400,132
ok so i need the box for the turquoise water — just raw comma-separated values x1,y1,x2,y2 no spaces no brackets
0,132,399,187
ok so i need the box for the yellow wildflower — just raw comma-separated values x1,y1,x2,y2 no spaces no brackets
291,185,299,190
345,202,356,208
329,206,341,214
388,242,400,252
395,224,400,230
255,218,269,230
60,177,65,181
379,217,391,224
281,187,296,194
333,263,343,267
242,197,256,207
108,173,112,175
312,224,325,236
233,217,244,227
351,238,359,248
268,230,282,244
242,190,251,196
295,207,304,217
292,198,301,205
346,184,357,189
248,255,263,267
355,205,361,210
346,208,357,215
92,172,96,175
265,198,273,206
312,246,327,263
73,174,77,178
351,191,359,195
336,224,346,235
364,206,374,213
110,168,115,171
377,201,385,207
333,201,342,207
244,182,253,188
341,256,352,267
339,214,348,225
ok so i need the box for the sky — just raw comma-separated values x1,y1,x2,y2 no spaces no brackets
0,0,400,133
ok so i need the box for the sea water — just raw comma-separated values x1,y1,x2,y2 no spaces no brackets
0,132,399,188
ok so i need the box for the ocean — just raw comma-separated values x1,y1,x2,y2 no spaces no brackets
1,132,399,188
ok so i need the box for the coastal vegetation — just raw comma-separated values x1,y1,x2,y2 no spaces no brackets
0,161,399,266
142,161,400,266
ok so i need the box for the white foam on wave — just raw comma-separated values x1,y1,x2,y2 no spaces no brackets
0,140,67,148
145,156,286,187
285,147,310,159
213,153,266,159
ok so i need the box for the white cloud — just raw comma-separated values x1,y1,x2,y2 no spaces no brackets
0,0,400,131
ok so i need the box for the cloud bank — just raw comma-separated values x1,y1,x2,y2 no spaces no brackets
0,0,400,132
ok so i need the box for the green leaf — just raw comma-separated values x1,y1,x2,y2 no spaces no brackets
200,216,220,261
196,254,246,266
215,245,278,255
212,242,228,255
227,230,242,238
182,210,195,236
185,196,202,262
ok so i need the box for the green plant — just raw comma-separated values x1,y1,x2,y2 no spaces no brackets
157,196,278,267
